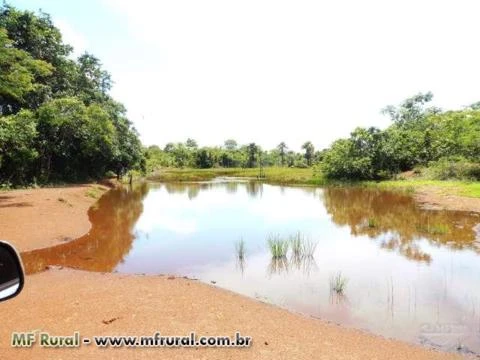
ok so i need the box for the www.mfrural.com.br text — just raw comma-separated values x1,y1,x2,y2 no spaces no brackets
11,331,252,348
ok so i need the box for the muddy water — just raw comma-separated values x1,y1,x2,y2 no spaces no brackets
22,181,480,355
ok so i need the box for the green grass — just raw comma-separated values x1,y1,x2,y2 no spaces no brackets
148,167,326,185
329,272,348,294
234,238,246,260
367,217,378,228
289,231,304,257
148,167,480,201
362,179,480,198
416,223,449,235
267,234,289,258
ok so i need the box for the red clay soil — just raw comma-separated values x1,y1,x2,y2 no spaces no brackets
414,188,480,213
0,185,108,252
0,268,461,360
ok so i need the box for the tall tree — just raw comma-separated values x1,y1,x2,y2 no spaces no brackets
224,139,237,150
277,142,288,166
302,141,315,166
185,138,198,149
246,143,259,168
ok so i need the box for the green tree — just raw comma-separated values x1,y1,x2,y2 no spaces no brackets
74,53,111,104
0,109,38,183
185,138,198,149
302,141,315,166
224,139,237,150
0,28,52,114
195,148,214,168
277,142,287,166
246,143,259,168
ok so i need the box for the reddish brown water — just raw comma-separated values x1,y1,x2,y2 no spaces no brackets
21,181,480,355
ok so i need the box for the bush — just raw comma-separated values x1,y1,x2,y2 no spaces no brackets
426,157,480,181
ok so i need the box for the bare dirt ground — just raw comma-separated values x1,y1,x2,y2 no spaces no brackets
415,187,480,213
0,185,108,252
0,184,473,359
0,268,460,360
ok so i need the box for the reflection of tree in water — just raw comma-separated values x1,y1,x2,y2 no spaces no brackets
225,182,238,194
246,182,263,198
22,183,149,274
187,186,200,200
322,187,480,262
163,183,217,199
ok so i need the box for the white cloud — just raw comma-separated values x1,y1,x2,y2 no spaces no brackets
54,19,88,57
103,0,480,150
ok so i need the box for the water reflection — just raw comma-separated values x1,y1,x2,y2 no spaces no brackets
21,183,148,274
19,181,480,355
322,187,480,262
267,256,289,276
290,254,318,276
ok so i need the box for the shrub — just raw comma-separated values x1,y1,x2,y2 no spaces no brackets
426,157,480,181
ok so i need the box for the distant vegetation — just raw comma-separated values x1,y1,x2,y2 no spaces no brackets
145,93,480,184
144,138,322,174
321,93,480,181
2,5,479,188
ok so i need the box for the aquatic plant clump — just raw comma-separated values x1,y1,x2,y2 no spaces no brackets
302,238,318,257
367,217,377,228
329,272,348,294
267,234,289,258
289,232,318,258
289,231,304,257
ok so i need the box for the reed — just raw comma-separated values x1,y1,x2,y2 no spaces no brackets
267,234,289,258
302,238,318,257
234,238,246,260
329,272,348,294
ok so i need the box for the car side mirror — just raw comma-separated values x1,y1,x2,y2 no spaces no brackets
0,241,24,302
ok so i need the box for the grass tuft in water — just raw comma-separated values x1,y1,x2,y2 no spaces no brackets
289,231,304,257
367,217,377,228
267,234,289,258
329,272,348,294
302,238,318,257
234,238,246,260
417,223,449,235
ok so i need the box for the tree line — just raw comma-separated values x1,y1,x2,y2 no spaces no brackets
2,5,479,186
322,92,480,180
0,4,144,185
145,139,319,172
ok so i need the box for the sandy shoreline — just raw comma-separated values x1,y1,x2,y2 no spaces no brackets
1,183,477,359
0,184,108,252
414,187,480,213
0,268,460,360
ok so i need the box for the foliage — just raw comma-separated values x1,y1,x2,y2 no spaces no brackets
302,141,315,166
425,157,480,181
0,4,144,185
322,92,480,180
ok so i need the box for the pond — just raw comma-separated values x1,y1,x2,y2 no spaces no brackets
22,180,480,355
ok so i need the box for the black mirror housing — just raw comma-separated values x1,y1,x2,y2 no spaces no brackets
0,241,25,302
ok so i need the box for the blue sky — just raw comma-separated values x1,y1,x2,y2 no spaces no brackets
10,0,480,151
